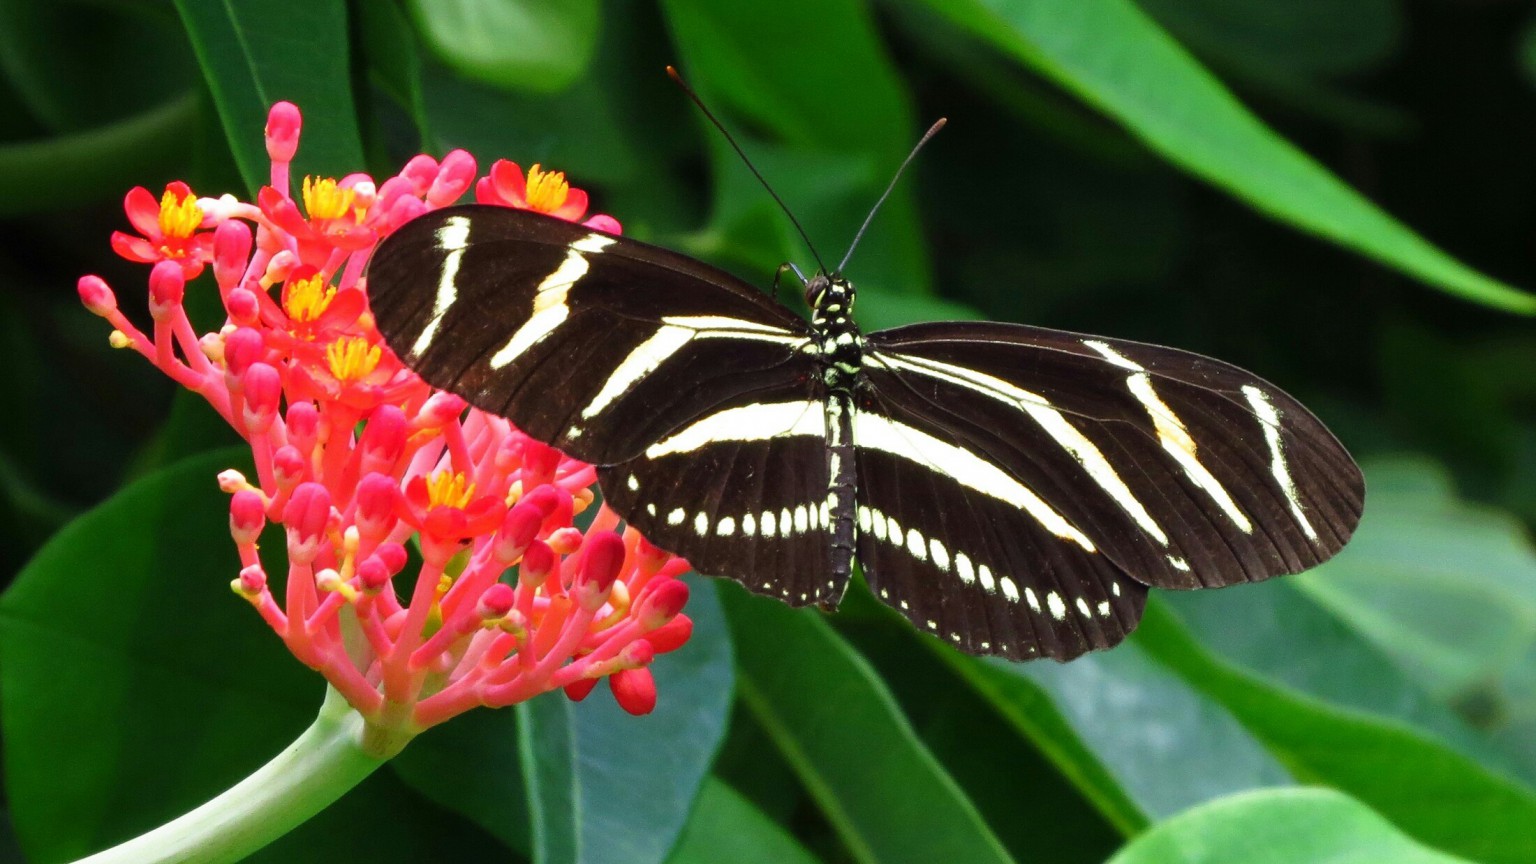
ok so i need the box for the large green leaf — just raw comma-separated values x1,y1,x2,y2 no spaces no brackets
517,575,733,864
721,585,1014,864
1140,597,1536,864
404,0,599,94
1107,787,1472,864
908,0,1535,313
666,777,823,864
1292,458,1536,724
939,638,1289,834
172,0,365,196
0,449,312,860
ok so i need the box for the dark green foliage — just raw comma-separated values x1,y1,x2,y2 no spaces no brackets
3,1,1535,861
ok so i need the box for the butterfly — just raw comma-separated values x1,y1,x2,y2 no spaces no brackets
363,199,1363,661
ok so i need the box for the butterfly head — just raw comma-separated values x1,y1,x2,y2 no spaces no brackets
805,273,855,319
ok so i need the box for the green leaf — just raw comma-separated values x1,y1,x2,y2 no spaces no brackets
721,585,1015,864
0,449,316,861
666,777,823,864
1139,597,1536,864
172,0,365,196
909,0,1536,313
944,640,1290,834
0,92,200,217
404,0,598,94
518,575,733,864
661,0,930,297
389,707,531,854
1107,787,1473,864
1293,457,1536,717
1136,0,1401,79
0,0,197,132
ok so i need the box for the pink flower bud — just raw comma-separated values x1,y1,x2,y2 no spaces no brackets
241,363,282,433
610,667,656,716
428,150,477,205
547,526,583,555
148,261,185,320
355,472,401,538
493,500,544,563
264,250,299,285
620,639,655,668
564,678,599,702
356,556,391,592
285,401,319,452
213,219,253,288
373,542,408,575
518,540,555,589
419,392,467,427
229,490,267,545
573,531,624,611
272,445,307,488
237,563,267,594
225,287,260,324
223,327,265,378
400,154,438,193
645,614,693,654
77,275,117,316
478,583,516,619
265,102,302,163
636,580,690,631
583,214,622,235
521,440,561,484
358,405,406,471
283,482,333,564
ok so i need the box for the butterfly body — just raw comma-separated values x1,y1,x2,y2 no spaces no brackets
366,204,1364,661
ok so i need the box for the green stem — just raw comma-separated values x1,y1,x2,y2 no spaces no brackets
70,687,387,864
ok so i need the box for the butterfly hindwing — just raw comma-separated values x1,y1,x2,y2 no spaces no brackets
851,392,1149,659
597,390,848,608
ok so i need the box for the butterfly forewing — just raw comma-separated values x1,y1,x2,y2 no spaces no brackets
864,323,1364,591
366,205,813,465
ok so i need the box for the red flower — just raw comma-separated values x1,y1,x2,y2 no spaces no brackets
78,101,677,752
110,181,214,278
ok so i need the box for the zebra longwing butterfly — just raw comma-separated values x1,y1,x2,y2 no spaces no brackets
364,204,1363,661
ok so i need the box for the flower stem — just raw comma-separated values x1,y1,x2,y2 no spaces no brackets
70,687,385,864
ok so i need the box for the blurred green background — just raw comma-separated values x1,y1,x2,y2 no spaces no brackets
4,1,1536,862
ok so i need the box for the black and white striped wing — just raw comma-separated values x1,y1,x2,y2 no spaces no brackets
855,322,1363,659
366,205,845,604
366,205,815,466
596,392,851,608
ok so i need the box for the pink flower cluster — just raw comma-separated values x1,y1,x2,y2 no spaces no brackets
78,103,693,748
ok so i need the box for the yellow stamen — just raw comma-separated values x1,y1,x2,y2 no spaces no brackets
302,176,358,221
524,164,570,213
284,273,337,324
158,189,204,239
108,330,131,349
325,337,381,382
425,471,476,510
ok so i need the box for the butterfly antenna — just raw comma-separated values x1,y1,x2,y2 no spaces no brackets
667,65,829,276
838,117,947,274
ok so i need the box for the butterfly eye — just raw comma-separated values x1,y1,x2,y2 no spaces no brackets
803,275,828,309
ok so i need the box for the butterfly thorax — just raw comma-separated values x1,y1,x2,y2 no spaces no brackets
806,273,863,392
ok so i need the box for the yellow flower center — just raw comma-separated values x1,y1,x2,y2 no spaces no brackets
425,471,476,510
524,164,570,213
325,337,381,382
284,274,336,324
158,189,204,240
302,176,358,221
